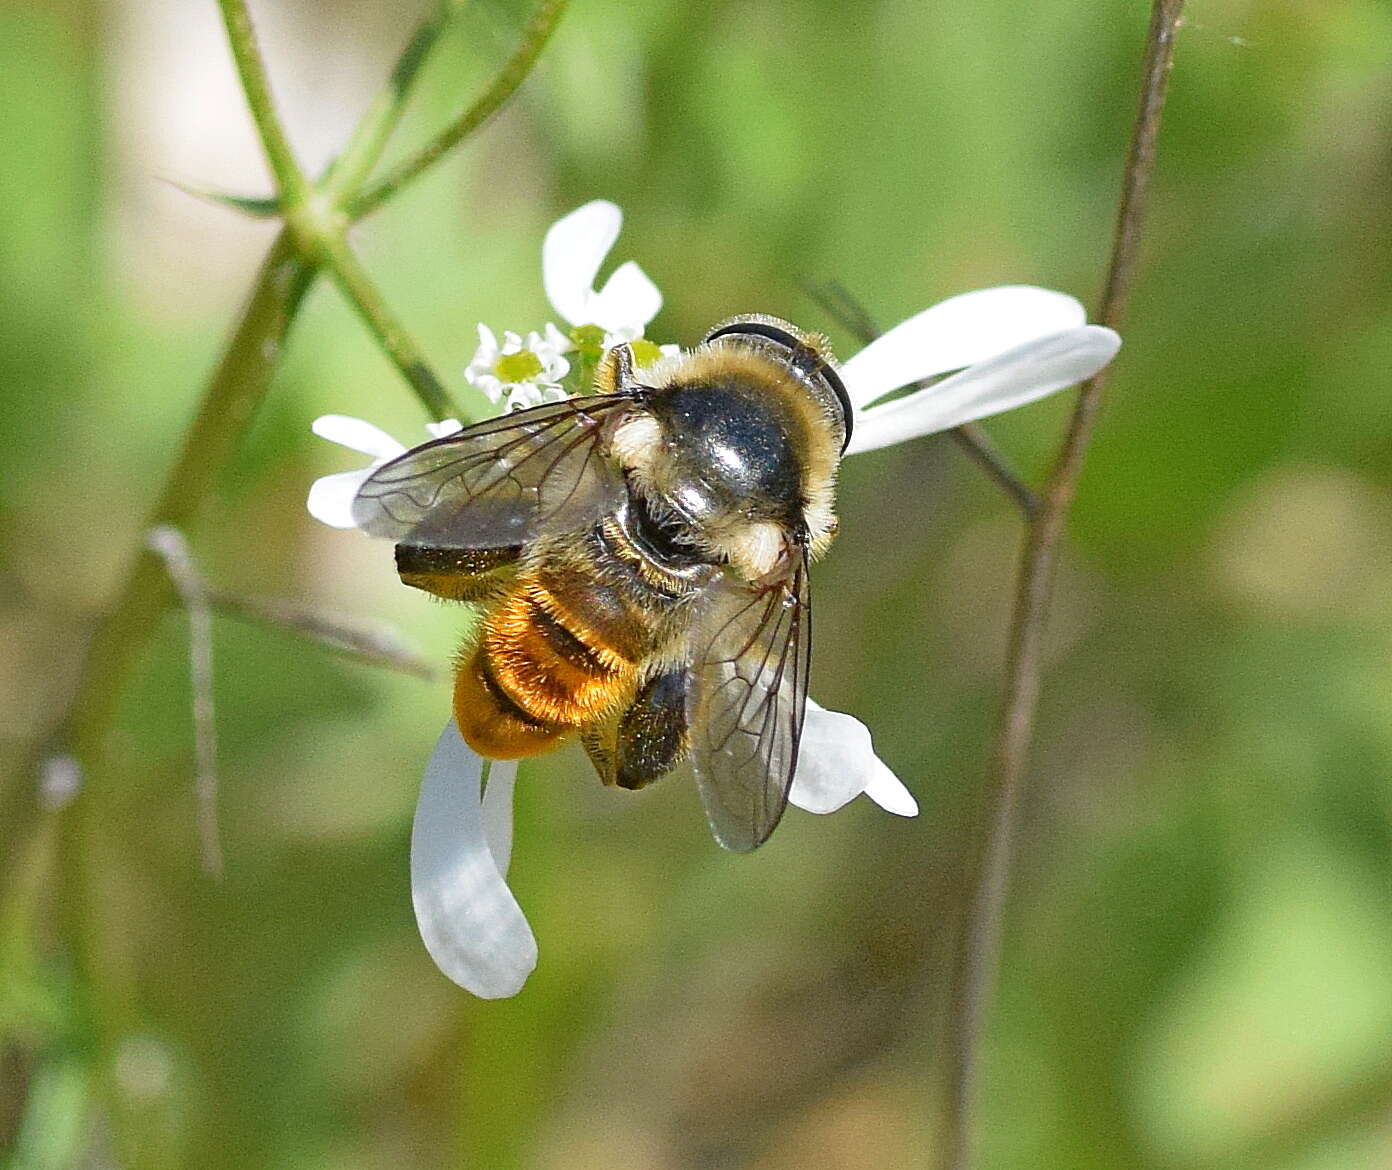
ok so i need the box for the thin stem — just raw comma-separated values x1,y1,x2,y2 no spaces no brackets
317,233,458,421
73,232,312,767
945,426,1040,520
220,0,456,421
937,4,1185,1168
0,230,313,896
215,0,311,210
209,591,435,680
323,10,455,202
348,0,571,220
10,230,317,1167
147,527,224,877
803,280,1039,516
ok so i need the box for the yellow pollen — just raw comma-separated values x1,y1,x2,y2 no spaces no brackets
569,324,607,359
495,349,544,382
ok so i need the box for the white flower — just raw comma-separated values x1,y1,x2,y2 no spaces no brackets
410,279,1120,997
311,204,1122,996
542,200,663,349
463,324,570,412
306,414,461,528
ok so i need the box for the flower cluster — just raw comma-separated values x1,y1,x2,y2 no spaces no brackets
455,200,678,414
308,201,1122,998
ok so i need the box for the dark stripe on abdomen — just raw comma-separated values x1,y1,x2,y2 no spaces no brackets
524,592,612,674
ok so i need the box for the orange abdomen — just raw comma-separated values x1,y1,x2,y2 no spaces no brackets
453,568,646,760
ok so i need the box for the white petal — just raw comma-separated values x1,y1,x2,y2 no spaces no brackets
311,414,407,460
307,467,374,528
465,362,500,394
862,767,919,817
505,385,543,411
411,721,537,998
589,261,662,333
845,326,1121,456
426,419,463,439
474,322,499,356
838,286,1088,410
789,700,911,816
543,200,622,325
544,322,574,354
479,760,520,874
601,326,643,348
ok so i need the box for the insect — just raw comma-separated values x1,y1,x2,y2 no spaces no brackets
353,316,852,851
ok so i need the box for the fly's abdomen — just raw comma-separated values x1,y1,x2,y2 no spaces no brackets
452,565,648,760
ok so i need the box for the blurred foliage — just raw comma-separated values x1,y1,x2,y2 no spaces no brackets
3,0,1392,1167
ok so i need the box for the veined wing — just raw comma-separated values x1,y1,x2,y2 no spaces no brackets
685,557,811,852
352,395,634,548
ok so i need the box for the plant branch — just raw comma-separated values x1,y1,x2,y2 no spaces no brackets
215,0,311,210
803,280,1039,516
348,0,571,220
0,230,313,896
6,0,570,893
937,3,1185,1167
1,6,574,1147
317,233,458,421
323,10,456,202
70,232,313,769
209,591,435,680
945,426,1041,519
147,527,224,877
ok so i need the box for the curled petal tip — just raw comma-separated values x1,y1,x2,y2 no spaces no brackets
863,770,918,817
838,285,1091,410
411,722,537,997
790,702,901,816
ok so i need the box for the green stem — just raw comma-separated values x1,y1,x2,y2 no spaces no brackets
30,231,314,1166
937,2,1185,1166
215,0,311,210
323,10,455,202
348,0,571,220
0,231,313,896
76,232,313,767
318,233,458,421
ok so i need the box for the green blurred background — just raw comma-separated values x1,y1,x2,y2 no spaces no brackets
4,0,1392,1166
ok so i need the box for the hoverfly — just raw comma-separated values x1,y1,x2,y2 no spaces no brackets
353,317,852,851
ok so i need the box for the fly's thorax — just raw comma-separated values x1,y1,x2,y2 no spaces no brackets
606,345,842,580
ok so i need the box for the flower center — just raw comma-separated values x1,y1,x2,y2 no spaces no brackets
494,349,544,383
569,324,607,360
628,339,663,368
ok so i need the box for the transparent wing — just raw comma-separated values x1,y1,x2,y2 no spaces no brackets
351,395,633,548
686,558,811,852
